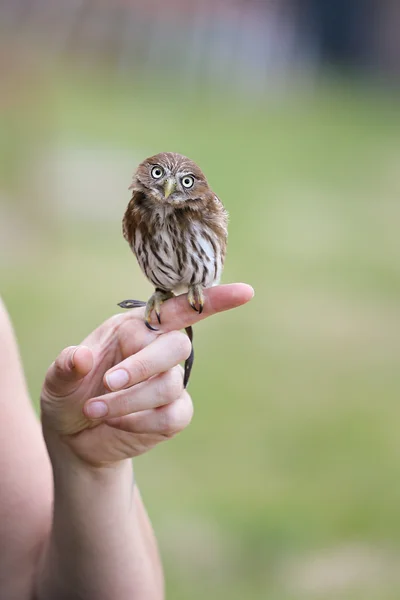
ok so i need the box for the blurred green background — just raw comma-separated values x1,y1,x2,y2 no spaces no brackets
1,2,400,599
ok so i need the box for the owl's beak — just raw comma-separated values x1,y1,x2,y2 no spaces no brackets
163,177,176,199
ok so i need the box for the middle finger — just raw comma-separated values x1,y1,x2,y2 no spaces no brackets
104,330,191,392
84,365,184,420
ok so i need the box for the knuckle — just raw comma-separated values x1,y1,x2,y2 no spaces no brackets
181,394,194,428
132,356,151,382
108,390,134,418
159,409,177,437
167,330,192,360
159,404,181,436
158,368,183,403
118,394,133,417
160,395,194,436
53,346,76,378
107,313,124,326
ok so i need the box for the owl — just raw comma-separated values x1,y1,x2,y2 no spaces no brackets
118,152,228,386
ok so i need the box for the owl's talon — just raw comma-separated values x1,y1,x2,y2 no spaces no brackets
145,320,159,332
144,289,174,330
187,285,204,315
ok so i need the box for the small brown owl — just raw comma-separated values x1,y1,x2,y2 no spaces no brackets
118,152,228,387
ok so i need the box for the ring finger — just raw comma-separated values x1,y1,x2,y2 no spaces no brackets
106,390,194,436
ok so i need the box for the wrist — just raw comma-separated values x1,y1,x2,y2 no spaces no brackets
42,419,133,480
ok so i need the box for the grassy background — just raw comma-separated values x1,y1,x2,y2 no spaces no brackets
1,71,400,599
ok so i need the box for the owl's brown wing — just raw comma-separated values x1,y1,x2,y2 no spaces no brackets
123,189,156,246
122,198,134,244
122,190,147,249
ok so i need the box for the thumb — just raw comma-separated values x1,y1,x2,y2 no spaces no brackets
43,345,93,399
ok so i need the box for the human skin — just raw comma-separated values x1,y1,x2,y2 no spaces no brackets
0,284,253,600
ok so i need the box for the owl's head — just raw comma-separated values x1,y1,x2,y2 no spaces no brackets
131,152,210,206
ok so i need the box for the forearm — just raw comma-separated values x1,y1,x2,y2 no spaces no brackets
36,428,164,600
0,299,52,599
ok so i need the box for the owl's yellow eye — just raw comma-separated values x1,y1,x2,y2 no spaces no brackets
151,166,164,179
181,175,194,189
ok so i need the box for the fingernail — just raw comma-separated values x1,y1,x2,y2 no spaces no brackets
86,401,108,419
106,369,129,391
69,346,79,369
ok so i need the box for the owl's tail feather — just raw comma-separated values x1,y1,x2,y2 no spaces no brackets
117,299,194,388
118,299,147,309
183,326,194,389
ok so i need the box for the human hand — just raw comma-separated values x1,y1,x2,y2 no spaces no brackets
40,283,253,467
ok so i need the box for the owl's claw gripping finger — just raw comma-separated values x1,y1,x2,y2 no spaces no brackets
188,284,204,314
144,320,158,332
144,299,159,331
144,289,174,331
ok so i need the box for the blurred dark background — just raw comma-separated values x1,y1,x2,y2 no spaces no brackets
1,2,400,599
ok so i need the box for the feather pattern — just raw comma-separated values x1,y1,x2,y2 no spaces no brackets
123,152,228,295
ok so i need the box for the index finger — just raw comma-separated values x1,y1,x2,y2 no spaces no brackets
156,283,254,333
118,283,254,356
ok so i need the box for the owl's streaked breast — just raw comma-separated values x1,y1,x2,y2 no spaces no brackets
132,215,223,293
